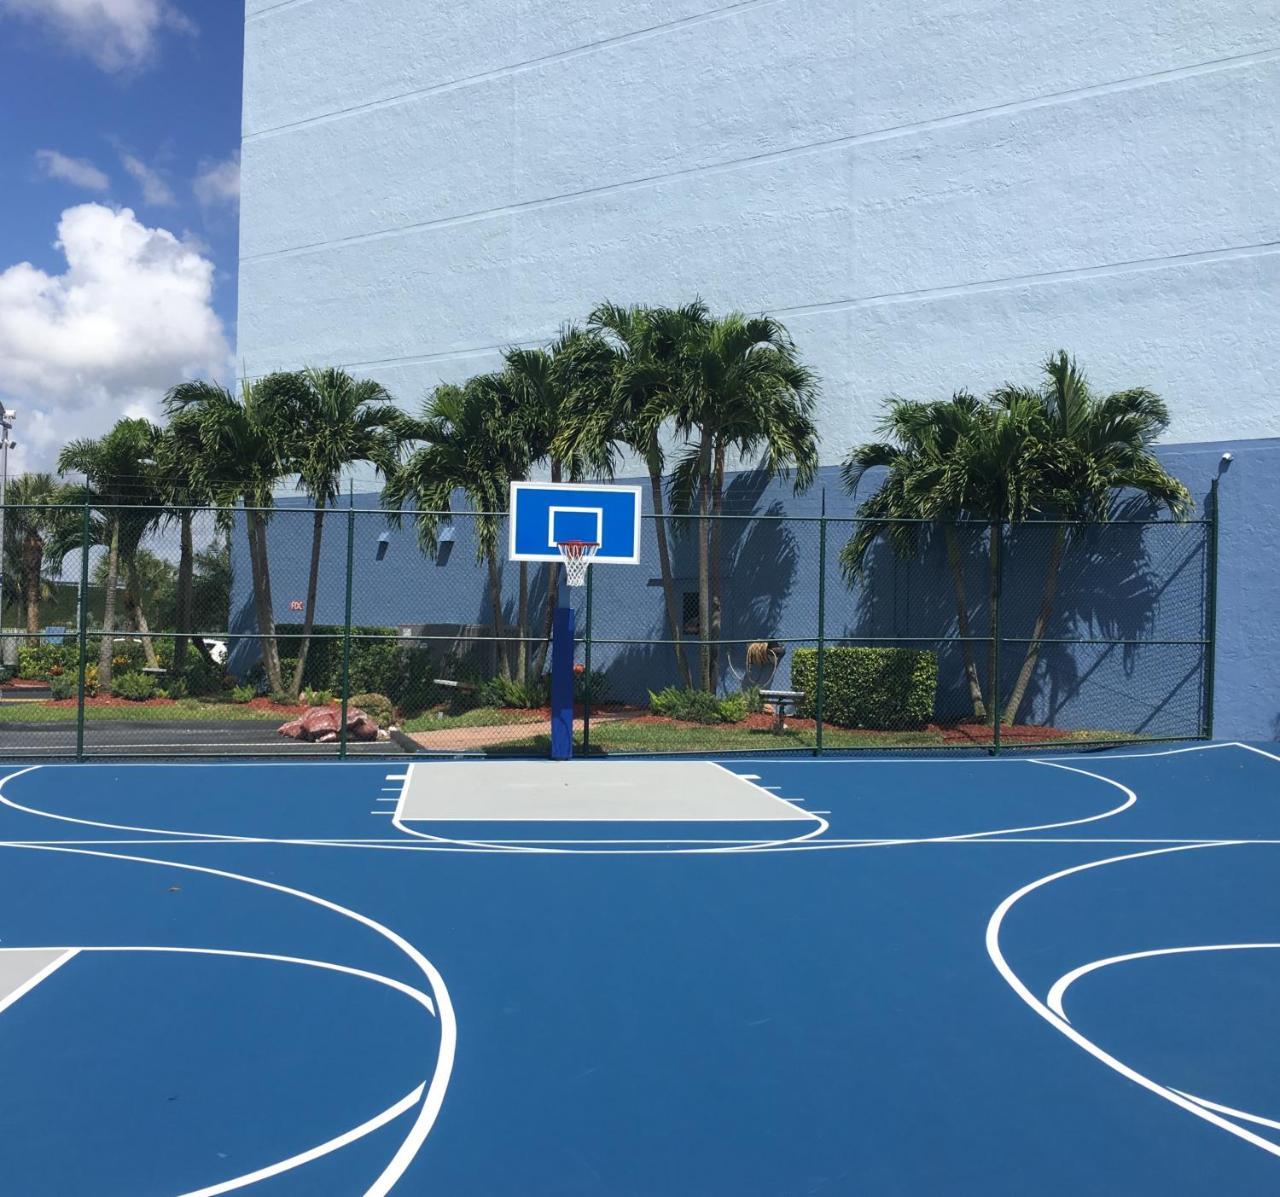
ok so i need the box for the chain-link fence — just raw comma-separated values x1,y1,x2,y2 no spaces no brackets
0,497,1215,759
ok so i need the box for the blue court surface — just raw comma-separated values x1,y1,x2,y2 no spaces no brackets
1,742,1279,1195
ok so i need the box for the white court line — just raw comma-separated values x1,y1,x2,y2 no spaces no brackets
0,945,437,1016
737,742,1240,764
1172,1091,1280,1135
0,948,77,1018
180,1084,424,1197
986,841,1280,1160
1233,742,1280,764
392,762,830,854
0,840,456,1196
1047,943,1280,1021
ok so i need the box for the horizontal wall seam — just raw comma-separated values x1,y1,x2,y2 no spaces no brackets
241,240,1280,380
243,0,789,139
240,46,1280,265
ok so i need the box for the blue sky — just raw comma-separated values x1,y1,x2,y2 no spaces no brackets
0,0,243,470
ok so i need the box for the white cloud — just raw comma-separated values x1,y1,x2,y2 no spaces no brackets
0,204,232,472
120,151,175,206
0,0,194,72
194,153,240,209
35,149,110,191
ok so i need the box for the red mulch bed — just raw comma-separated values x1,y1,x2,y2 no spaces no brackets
2,678,52,690
38,695,308,715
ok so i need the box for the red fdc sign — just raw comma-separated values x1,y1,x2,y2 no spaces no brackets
289,600,304,612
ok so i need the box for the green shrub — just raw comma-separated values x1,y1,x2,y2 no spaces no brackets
113,672,158,702
740,685,764,715
269,691,295,707
164,678,189,701
17,642,77,680
575,668,610,706
791,647,937,729
648,686,746,724
350,692,395,727
480,675,550,709
302,687,333,707
230,685,256,704
48,674,76,700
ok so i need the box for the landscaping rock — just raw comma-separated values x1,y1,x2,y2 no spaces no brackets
278,704,381,743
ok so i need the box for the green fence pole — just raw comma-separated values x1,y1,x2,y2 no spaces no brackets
1203,478,1221,739
990,519,1003,757
815,498,826,756
582,565,593,757
75,500,91,762
339,505,355,760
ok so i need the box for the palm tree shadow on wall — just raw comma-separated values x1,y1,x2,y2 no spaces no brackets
1009,501,1208,736
842,500,1201,734
600,472,801,701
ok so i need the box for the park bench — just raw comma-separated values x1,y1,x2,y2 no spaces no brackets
760,688,805,734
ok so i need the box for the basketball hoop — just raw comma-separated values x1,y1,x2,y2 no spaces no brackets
556,540,598,588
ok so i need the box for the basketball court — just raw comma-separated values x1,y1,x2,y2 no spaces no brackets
0,742,1278,1193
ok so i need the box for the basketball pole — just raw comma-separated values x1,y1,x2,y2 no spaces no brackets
550,600,575,760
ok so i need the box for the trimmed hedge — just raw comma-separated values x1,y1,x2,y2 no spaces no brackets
791,647,937,729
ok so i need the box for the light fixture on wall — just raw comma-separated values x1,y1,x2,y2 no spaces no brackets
375,530,391,561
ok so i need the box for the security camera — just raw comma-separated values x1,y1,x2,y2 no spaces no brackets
1220,452,1233,463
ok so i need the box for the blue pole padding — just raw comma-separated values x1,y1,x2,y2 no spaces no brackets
550,605,576,760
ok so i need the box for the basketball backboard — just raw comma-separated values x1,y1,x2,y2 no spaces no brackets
508,481,642,564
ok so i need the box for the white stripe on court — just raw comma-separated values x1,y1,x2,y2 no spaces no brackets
1047,943,1280,1021
0,948,77,1018
179,1084,424,1197
0,840,456,1196
987,841,1280,1161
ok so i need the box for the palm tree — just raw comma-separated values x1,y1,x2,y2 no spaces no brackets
57,418,159,691
842,352,1190,725
383,377,526,681
1,474,76,641
553,303,696,688
991,352,1189,723
666,310,819,690
152,411,215,674
840,393,1053,720
283,367,403,699
500,333,595,677
166,376,297,694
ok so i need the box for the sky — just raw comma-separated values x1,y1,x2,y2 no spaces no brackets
0,0,243,474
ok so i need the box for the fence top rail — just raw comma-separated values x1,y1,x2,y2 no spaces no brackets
1,501,1209,528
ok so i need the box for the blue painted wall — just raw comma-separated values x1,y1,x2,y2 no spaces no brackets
229,439,1278,739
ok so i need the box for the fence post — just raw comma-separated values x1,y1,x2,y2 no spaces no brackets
815,497,826,756
582,566,593,756
1203,479,1221,739
339,505,355,760
75,500,91,762
990,519,1003,757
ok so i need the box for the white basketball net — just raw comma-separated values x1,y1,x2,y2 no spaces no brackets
557,540,599,587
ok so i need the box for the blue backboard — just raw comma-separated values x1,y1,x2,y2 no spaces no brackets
509,481,642,564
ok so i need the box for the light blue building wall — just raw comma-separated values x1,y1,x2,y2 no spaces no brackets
236,1,1280,735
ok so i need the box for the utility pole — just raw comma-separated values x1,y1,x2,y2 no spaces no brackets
0,408,15,654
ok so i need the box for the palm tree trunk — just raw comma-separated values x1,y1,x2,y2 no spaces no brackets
486,550,510,681
99,515,121,691
23,533,42,643
1002,524,1066,726
516,561,529,685
291,499,326,699
125,556,160,668
986,527,1000,728
709,440,726,690
944,525,987,720
173,512,194,675
246,506,282,693
696,436,714,691
649,465,691,689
